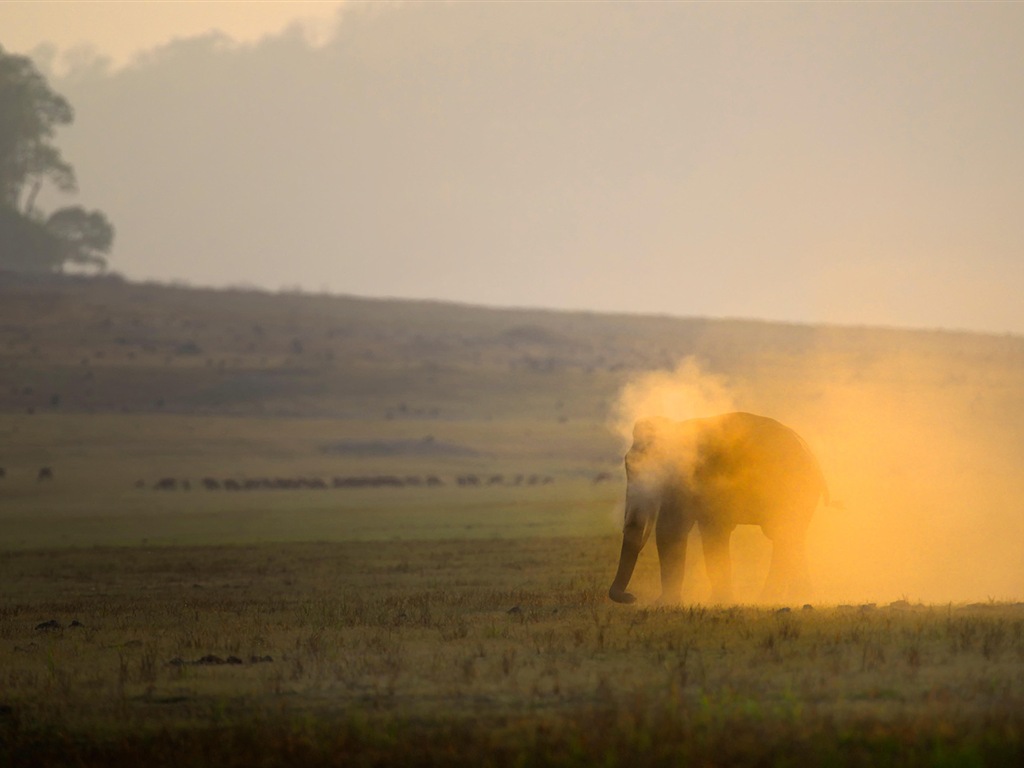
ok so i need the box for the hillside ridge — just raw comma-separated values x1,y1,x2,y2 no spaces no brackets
2,272,1022,419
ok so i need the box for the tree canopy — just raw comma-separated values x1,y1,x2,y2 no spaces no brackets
0,45,113,273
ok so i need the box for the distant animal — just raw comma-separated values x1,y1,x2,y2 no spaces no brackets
201,477,220,490
153,478,178,491
608,413,827,606
37,467,53,481
0,467,6,479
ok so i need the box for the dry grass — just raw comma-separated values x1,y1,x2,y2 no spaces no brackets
1,540,1022,766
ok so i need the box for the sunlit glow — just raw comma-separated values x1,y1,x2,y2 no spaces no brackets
610,355,1024,605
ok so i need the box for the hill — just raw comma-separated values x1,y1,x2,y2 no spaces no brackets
3,271,1022,422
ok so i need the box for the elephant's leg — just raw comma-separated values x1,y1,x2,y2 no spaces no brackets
762,530,810,603
609,515,654,604
700,522,734,604
789,543,812,600
655,508,692,605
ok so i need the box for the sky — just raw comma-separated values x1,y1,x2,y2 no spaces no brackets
2,1,1023,334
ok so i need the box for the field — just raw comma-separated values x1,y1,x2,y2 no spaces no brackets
2,274,1024,765
3,541,1024,766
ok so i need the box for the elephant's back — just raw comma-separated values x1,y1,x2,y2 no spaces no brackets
685,412,791,457
689,412,825,516
699,411,789,437
697,412,809,458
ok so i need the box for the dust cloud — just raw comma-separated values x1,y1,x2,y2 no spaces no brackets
609,351,1024,605
609,358,735,448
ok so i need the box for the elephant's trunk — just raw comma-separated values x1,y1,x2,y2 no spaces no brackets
608,515,650,604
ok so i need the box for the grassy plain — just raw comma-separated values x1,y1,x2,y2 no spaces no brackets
3,541,1023,766
2,275,1024,764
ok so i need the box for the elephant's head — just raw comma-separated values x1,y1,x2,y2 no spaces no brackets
608,417,675,604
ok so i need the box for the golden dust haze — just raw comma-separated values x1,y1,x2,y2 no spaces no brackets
610,354,1024,605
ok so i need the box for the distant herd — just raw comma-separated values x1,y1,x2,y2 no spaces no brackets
0,466,53,481
142,473,556,491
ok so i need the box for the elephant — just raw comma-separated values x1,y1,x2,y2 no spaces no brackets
608,412,828,605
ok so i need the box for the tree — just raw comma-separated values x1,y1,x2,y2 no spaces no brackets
0,45,113,273
0,45,76,211
44,206,114,269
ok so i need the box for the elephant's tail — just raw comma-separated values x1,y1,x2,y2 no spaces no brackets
815,466,846,511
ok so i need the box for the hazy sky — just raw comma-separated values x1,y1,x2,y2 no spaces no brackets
3,1,1023,334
